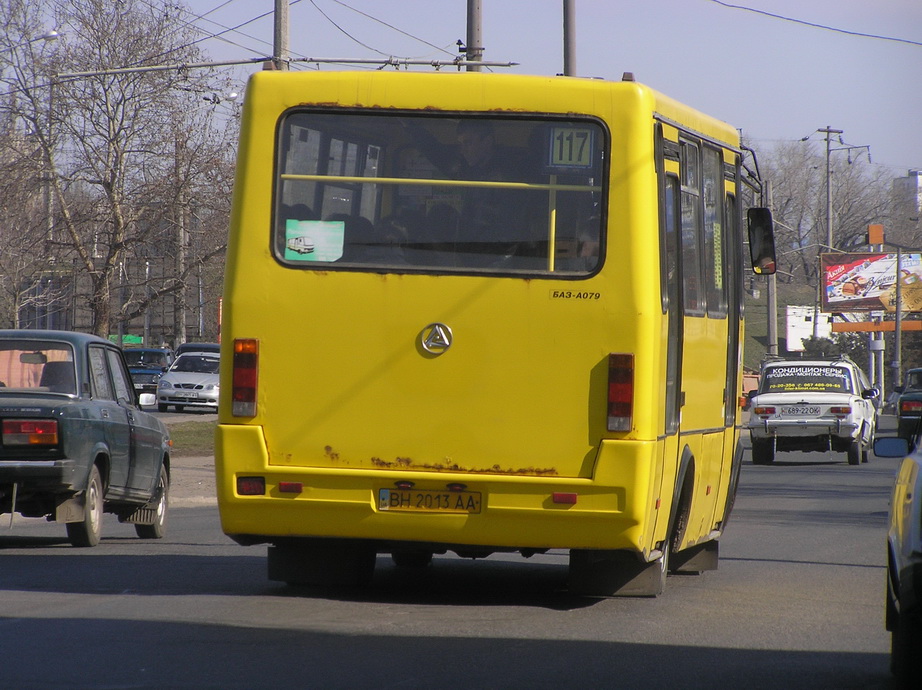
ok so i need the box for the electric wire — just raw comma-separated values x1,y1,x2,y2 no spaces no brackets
709,0,922,48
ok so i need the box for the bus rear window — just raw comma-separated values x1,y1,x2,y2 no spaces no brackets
275,112,606,275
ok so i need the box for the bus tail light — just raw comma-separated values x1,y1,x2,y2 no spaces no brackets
607,353,633,432
2,419,59,445
237,476,266,495
232,338,259,417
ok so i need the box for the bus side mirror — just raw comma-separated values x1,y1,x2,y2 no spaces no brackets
747,207,776,276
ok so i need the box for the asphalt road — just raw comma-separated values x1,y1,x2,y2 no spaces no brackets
0,417,902,689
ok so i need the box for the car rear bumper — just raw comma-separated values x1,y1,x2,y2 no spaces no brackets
0,458,77,493
749,418,860,440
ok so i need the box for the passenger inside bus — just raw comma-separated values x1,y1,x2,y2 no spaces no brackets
404,119,536,265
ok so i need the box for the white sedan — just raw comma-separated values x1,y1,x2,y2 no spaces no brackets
748,358,878,465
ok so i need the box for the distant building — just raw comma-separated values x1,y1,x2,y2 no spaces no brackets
786,305,832,352
892,169,922,230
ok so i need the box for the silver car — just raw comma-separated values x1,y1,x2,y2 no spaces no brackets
157,351,220,413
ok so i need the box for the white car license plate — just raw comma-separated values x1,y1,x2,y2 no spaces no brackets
781,405,820,416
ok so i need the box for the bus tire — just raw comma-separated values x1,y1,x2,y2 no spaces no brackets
751,439,774,465
568,548,666,597
721,442,744,527
268,538,376,588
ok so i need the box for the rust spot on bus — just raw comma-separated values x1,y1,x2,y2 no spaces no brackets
369,456,557,476
324,445,340,461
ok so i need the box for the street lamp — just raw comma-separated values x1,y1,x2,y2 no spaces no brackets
0,30,58,56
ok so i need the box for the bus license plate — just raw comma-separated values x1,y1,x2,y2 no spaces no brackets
378,488,482,514
781,406,820,416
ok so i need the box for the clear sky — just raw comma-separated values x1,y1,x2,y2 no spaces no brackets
182,0,921,176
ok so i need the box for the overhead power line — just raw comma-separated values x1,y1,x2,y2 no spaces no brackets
708,0,922,47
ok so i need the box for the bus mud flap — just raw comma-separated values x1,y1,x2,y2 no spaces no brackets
670,539,719,574
268,538,376,588
568,549,665,597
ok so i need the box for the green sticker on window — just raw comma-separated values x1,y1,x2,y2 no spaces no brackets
284,220,344,262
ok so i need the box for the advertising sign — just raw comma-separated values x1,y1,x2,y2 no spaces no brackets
821,252,922,312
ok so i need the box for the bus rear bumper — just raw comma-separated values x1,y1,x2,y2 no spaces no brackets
215,425,659,555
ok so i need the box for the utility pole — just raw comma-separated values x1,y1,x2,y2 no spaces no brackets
563,0,576,76
894,248,903,389
274,0,290,70
466,0,483,71
818,126,843,249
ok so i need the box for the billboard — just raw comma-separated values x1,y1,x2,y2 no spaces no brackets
821,252,922,312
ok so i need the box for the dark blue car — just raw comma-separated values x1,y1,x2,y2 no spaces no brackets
123,347,173,395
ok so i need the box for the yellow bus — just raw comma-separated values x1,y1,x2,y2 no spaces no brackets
216,69,775,596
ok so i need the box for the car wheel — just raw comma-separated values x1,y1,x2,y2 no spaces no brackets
751,439,774,465
66,465,103,547
847,440,861,466
135,464,169,540
157,403,168,412
891,599,922,685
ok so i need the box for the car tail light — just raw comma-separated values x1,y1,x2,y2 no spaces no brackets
753,406,776,415
2,419,58,446
607,354,633,432
901,400,922,413
232,338,258,417
829,406,851,415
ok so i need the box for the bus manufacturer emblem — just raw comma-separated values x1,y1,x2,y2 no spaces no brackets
421,323,452,354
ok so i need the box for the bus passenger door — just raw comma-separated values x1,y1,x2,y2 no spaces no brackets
654,129,683,548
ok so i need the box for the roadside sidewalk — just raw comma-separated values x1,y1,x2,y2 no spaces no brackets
170,454,217,507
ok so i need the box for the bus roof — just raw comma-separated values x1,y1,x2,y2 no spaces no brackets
244,70,740,151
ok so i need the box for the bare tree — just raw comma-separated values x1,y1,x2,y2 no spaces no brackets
0,0,66,327
762,139,893,286
1,0,234,339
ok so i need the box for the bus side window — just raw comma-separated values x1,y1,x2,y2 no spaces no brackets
680,140,705,316
703,146,727,318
